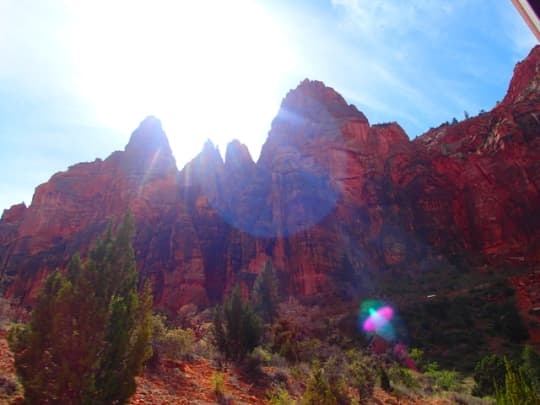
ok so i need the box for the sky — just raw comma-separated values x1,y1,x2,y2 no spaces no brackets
0,0,537,212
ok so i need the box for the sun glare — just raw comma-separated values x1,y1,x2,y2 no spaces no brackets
67,1,296,167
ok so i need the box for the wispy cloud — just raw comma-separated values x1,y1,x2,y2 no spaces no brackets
326,0,536,135
495,2,538,56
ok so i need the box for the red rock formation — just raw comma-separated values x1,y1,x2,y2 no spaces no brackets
1,47,540,315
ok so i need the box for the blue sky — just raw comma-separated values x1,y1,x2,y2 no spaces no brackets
0,0,537,212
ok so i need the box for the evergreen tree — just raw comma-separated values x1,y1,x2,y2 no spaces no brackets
496,358,539,405
213,286,262,362
252,261,279,323
9,212,153,404
522,345,540,393
472,354,506,397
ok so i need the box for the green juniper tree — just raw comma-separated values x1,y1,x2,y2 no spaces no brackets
9,212,153,405
213,286,262,362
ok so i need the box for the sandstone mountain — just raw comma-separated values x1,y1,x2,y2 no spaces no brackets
1,46,540,316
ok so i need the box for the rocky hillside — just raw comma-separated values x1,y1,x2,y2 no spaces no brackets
1,46,540,316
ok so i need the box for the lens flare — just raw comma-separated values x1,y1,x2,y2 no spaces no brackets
358,299,417,369
358,300,397,341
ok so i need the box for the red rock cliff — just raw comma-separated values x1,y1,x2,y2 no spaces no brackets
1,48,540,312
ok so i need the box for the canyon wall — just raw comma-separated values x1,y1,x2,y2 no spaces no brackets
1,47,540,312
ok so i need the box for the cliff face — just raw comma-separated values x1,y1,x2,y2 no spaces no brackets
1,47,540,312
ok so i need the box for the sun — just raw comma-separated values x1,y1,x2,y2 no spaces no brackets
66,1,296,168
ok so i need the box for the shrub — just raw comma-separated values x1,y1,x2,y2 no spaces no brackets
212,371,226,403
271,319,301,362
389,366,419,390
158,327,195,359
409,348,425,371
268,385,297,405
301,361,337,405
424,362,459,391
347,351,377,400
472,354,506,397
322,355,350,403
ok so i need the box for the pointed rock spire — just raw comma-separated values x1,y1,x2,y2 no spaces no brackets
122,116,177,176
225,140,254,172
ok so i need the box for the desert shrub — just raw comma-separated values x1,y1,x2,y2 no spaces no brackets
323,355,350,403
409,348,425,371
472,354,506,397
271,322,329,364
496,358,539,404
268,385,297,405
243,346,270,375
213,286,262,362
252,345,273,364
389,366,420,390
431,369,459,391
157,327,195,359
297,338,324,362
212,371,226,403
424,362,459,391
290,363,310,382
271,318,301,362
301,361,337,405
348,352,377,401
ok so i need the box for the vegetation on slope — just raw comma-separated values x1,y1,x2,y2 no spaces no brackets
8,212,153,404
1,244,539,404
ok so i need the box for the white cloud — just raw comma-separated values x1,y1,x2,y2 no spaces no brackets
326,0,534,136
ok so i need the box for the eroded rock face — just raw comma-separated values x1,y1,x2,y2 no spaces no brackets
1,48,540,312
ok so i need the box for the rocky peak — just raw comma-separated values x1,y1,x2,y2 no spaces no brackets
1,203,27,223
125,116,172,155
181,139,224,193
278,79,367,124
224,140,254,172
121,116,177,177
502,45,540,104
196,140,224,169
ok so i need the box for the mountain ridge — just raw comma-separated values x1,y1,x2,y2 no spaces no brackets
1,47,540,331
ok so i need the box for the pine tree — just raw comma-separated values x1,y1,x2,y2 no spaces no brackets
8,212,153,404
213,286,262,362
